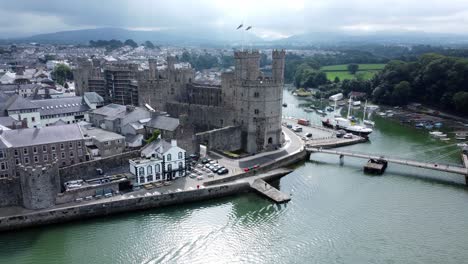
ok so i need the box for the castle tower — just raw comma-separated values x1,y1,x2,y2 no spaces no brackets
148,58,158,80
19,162,60,210
272,49,286,83
234,50,261,81
233,50,284,153
167,56,176,71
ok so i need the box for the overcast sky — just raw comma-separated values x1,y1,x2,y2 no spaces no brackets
1,0,468,39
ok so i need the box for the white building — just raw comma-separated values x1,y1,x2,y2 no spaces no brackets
129,139,186,186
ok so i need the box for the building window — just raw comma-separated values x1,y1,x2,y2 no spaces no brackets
178,162,183,169
0,162,7,170
14,149,18,156
33,156,39,163
178,152,183,159
60,143,64,150
139,176,145,184
179,171,184,177
32,117,35,122
44,155,48,162
61,152,65,159
139,167,145,176
147,166,153,175
42,145,47,152
52,145,56,151
155,173,161,180
24,157,29,164
23,148,28,155
0,150,5,159
78,149,83,156
167,164,172,171
70,151,74,158
167,154,172,161
147,175,153,182
33,146,37,154
69,142,73,148
155,164,160,172
254,109,259,115
52,153,57,160
15,158,19,165
77,141,82,148
254,92,259,97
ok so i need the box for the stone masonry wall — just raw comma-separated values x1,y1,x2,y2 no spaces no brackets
0,178,22,207
59,151,140,184
195,126,243,152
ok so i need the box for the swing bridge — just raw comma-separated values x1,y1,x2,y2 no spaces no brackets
306,143,468,184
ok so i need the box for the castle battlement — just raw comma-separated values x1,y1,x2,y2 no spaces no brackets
272,49,286,58
234,50,261,58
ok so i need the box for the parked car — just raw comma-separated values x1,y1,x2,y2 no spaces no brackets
286,124,293,129
305,132,313,138
344,133,353,139
201,158,212,164
292,126,303,132
217,168,229,175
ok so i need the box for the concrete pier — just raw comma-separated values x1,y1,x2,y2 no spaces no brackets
250,179,291,203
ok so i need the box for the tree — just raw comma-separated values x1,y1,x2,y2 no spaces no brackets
334,76,340,83
347,63,359,74
52,64,73,86
124,39,138,48
392,81,411,105
64,82,69,89
145,130,161,144
453,92,468,114
144,41,155,49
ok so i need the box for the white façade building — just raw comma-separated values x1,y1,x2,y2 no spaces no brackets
129,139,187,186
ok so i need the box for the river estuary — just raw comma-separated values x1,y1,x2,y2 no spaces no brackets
1,90,468,264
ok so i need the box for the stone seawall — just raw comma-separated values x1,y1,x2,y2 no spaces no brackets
205,149,307,186
0,182,250,232
59,151,140,183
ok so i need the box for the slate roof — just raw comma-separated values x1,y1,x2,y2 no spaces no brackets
5,94,39,111
92,104,126,117
0,124,84,148
84,92,104,104
146,115,179,131
0,116,17,127
33,96,89,116
141,139,172,158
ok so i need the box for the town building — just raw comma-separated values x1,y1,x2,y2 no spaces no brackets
0,92,104,128
0,124,87,179
129,139,187,185
79,123,126,158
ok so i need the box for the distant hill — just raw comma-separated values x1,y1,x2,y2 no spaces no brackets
7,27,262,46
277,31,468,46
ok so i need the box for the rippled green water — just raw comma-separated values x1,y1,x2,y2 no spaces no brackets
1,91,467,264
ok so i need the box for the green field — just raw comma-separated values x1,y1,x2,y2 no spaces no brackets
321,64,386,71
321,63,386,81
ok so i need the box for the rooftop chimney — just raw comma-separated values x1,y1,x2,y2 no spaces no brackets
171,139,177,147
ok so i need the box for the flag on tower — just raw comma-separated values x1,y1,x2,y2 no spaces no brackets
245,26,252,31
236,24,243,30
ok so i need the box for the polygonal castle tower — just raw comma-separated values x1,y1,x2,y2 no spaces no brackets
19,161,60,210
231,49,286,153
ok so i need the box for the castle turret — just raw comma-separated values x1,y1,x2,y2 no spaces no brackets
272,49,286,83
19,162,60,210
149,58,158,80
234,50,261,81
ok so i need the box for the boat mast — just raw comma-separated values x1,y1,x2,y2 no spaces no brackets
363,100,367,121
347,96,352,119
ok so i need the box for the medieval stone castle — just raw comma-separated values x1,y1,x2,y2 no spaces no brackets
74,50,286,154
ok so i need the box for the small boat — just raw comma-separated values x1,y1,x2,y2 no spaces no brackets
352,101,361,107
282,103,287,107
455,136,467,140
386,113,394,117
316,109,325,115
440,137,450,141
425,124,434,130
304,108,314,112
429,131,443,136
433,133,447,138
415,123,425,129
326,106,334,112
434,122,443,128
363,120,375,127
377,112,386,117
457,143,468,148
